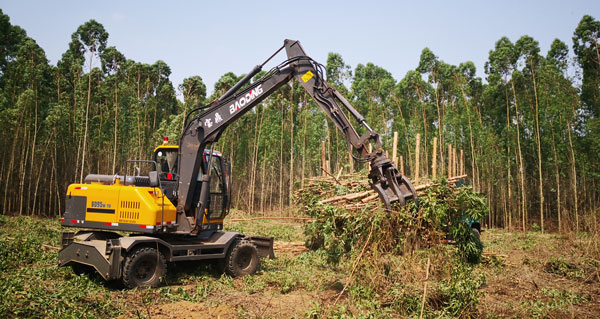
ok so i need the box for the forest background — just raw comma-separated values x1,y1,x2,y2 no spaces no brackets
0,9,599,234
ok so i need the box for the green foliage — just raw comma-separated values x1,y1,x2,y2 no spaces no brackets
543,257,585,280
0,217,120,319
430,262,486,317
523,288,588,318
304,203,416,264
303,181,488,265
573,15,600,116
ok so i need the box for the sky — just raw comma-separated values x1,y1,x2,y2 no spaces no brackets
1,1,598,98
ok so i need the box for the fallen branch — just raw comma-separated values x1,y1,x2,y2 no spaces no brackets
320,167,342,185
41,244,60,251
419,258,431,319
482,251,508,258
334,222,375,306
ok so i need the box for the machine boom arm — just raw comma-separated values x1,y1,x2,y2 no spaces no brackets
176,40,417,234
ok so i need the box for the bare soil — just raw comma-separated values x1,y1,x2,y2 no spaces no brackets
478,230,600,318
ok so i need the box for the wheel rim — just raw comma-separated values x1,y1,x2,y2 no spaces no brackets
236,248,252,270
135,259,156,282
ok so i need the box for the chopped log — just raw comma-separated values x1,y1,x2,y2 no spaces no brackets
346,190,373,200
415,183,433,191
448,174,467,182
362,193,380,203
318,194,348,204
336,167,344,180
319,190,371,204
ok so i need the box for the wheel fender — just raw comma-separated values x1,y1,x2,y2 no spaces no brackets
117,236,172,260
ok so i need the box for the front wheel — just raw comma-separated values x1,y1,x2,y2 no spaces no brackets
122,247,166,288
224,238,259,277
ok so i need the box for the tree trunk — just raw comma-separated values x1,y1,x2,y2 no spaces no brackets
279,99,284,214
530,60,544,233
289,85,294,206
505,85,512,230
112,80,119,174
301,92,308,188
551,130,561,233
567,117,578,231
79,48,95,183
511,80,527,231
457,75,477,194
432,73,444,176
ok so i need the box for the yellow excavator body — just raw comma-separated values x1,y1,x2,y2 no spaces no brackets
62,176,177,232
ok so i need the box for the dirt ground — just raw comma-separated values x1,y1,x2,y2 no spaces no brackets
119,228,600,318
478,230,600,318
145,290,326,319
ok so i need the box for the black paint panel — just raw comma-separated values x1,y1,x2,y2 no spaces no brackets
64,195,87,220
86,208,115,214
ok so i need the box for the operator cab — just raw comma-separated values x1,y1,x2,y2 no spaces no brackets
153,140,231,224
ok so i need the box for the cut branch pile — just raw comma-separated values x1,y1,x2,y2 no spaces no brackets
296,174,468,212
295,173,487,265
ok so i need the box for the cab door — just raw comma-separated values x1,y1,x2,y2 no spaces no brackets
207,156,228,220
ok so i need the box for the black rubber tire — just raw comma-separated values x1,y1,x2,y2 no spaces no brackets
121,247,166,289
224,238,259,277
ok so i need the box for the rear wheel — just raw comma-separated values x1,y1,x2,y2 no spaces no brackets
122,247,166,288
224,238,259,277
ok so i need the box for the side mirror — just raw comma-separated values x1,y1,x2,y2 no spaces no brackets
148,171,159,187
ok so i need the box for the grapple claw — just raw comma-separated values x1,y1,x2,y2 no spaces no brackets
368,153,418,211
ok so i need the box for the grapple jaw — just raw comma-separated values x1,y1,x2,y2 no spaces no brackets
368,153,418,211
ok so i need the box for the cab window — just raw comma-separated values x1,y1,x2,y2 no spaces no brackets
155,149,178,181
209,158,223,193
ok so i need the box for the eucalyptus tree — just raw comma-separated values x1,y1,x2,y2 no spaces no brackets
485,37,528,230
417,48,446,175
394,70,432,176
326,52,352,92
178,75,207,132
352,62,396,143
516,35,545,232
0,9,26,76
1,36,51,215
573,15,600,117
69,19,108,182
572,15,600,231
100,46,125,173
